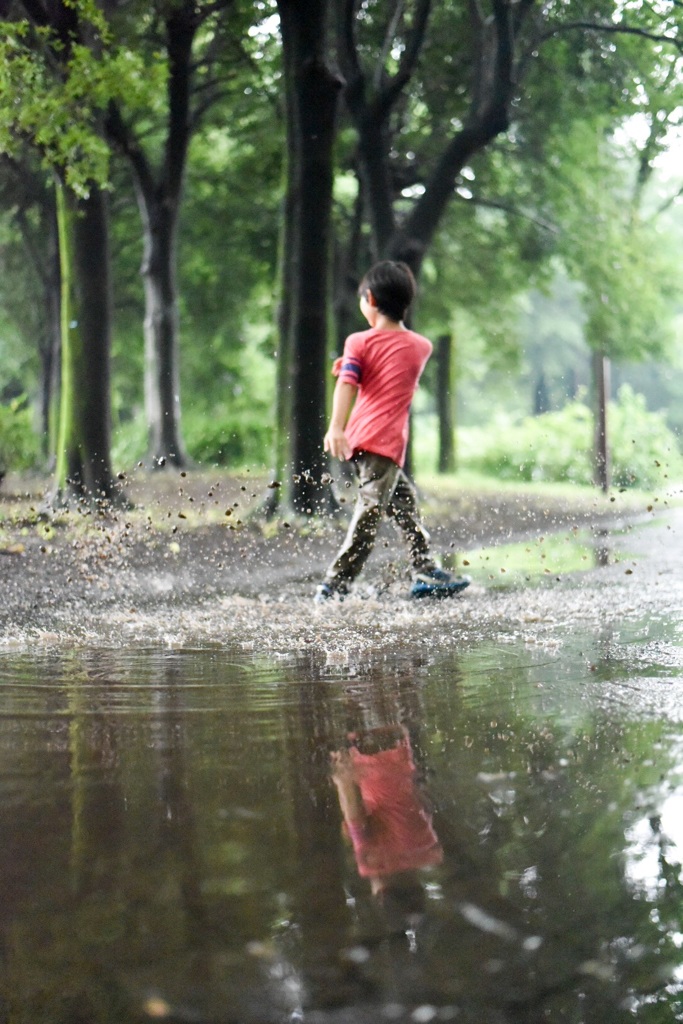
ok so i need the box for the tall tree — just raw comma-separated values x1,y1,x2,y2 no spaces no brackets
337,0,682,277
435,333,455,473
548,116,681,491
334,0,682,493
0,0,124,503
0,155,61,457
104,0,251,469
275,0,342,514
336,0,536,278
54,179,116,501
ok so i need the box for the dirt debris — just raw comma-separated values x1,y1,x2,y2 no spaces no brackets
0,469,663,654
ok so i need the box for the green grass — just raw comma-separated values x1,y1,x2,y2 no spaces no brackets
452,529,633,586
416,468,683,511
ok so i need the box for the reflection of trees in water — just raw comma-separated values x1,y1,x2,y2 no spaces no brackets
2,647,683,1022
265,650,683,1021
279,674,351,1012
1,651,134,1023
274,657,444,1012
276,648,683,1021
0,650,294,1023
423,660,683,1021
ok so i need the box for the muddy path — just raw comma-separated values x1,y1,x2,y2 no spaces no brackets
0,469,677,656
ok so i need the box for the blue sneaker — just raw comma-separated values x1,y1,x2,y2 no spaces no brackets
314,582,348,604
410,568,471,599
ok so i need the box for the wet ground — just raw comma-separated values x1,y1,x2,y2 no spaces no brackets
1,475,683,1022
0,469,674,654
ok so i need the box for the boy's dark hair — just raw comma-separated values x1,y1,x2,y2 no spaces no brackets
358,261,417,322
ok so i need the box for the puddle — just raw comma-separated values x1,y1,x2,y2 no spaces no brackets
1,636,683,1023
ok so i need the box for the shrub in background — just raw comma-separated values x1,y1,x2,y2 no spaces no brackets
460,386,683,489
111,414,147,471
182,404,272,468
0,397,40,477
111,404,273,472
608,386,683,488
460,401,593,484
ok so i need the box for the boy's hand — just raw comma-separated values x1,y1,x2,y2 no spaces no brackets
329,749,353,782
325,380,356,459
324,425,352,460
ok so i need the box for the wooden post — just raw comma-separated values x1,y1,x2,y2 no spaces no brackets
436,333,456,473
592,349,611,493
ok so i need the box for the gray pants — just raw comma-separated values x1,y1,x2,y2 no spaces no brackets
324,451,436,590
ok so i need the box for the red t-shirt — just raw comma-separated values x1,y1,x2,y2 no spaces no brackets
336,327,433,467
344,736,443,879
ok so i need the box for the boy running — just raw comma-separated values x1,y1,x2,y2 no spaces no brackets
315,260,470,602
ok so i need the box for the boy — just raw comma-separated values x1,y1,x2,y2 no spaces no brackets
315,260,470,602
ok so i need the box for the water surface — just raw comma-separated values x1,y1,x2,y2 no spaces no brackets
1,630,683,1024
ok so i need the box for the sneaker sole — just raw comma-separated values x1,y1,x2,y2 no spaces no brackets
410,580,471,599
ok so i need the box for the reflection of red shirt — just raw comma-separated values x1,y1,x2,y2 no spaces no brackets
345,736,443,878
335,328,432,467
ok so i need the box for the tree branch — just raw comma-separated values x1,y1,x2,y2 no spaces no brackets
104,100,156,204
541,21,683,53
190,35,280,115
468,0,485,30
13,203,50,286
13,0,48,28
0,153,51,284
512,0,535,37
336,0,363,97
459,191,559,234
380,0,432,115
655,183,683,217
373,0,404,94
396,0,535,263
164,2,198,200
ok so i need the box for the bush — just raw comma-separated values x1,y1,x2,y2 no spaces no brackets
183,404,272,468
111,414,147,471
111,405,273,472
460,386,683,489
609,386,683,488
0,397,40,476
460,402,592,484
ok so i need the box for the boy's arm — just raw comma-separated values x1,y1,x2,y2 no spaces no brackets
324,380,356,460
330,750,367,828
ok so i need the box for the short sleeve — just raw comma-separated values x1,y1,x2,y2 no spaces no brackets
338,333,364,386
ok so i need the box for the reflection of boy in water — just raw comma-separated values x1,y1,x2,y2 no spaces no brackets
330,725,442,901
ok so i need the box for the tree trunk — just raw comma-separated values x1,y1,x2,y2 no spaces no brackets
592,349,610,493
53,182,118,504
356,116,396,260
106,155,188,470
332,184,367,355
40,206,62,465
264,104,298,517
337,0,533,280
436,333,456,474
137,4,196,469
335,0,432,260
138,193,186,467
10,175,61,465
534,370,550,415
277,0,341,515
105,4,198,470
285,679,347,1004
